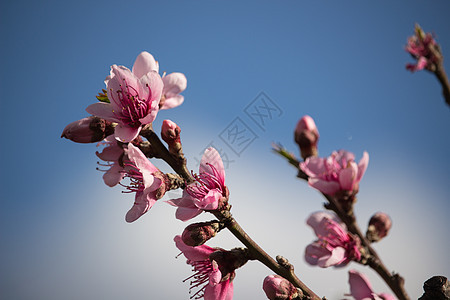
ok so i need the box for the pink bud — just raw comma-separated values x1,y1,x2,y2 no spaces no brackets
263,275,299,300
161,119,180,143
366,212,392,243
181,221,221,246
61,116,113,143
294,115,319,160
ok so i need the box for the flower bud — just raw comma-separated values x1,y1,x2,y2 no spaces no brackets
161,119,183,157
181,221,221,246
263,275,299,300
61,116,114,143
366,212,392,243
294,115,319,160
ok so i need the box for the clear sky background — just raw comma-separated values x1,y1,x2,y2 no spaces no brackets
1,0,449,299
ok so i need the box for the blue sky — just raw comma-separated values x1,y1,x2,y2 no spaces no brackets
1,0,449,299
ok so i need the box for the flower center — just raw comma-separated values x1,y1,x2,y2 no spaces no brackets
120,162,145,194
186,164,223,200
110,78,152,128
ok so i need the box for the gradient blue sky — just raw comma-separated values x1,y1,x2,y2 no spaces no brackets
1,0,449,299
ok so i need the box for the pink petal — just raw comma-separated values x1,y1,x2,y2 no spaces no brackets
416,56,428,70
356,151,369,182
195,189,220,210
174,235,215,261
204,279,233,300
348,270,375,300
125,191,155,223
132,51,159,78
321,246,347,267
377,293,396,300
335,150,355,165
175,206,202,221
308,178,340,195
96,143,123,161
200,148,225,185
160,94,184,110
103,164,124,187
85,102,120,123
115,124,141,143
305,242,331,266
300,157,326,178
140,70,163,103
127,144,159,173
339,161,358,191
307,211,345,236
162,72,187,95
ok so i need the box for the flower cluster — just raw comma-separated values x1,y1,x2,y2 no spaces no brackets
61,50,415,300
405,24,441,73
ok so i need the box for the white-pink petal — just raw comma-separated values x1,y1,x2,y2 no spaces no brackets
356,151,369,182
348,270,375,300
200,147,225,185
114,124,141,143
132,51,159,78
86,102,120,123
339,161,358,191
308,178,341,195
162,72,187,95
160,94,184,110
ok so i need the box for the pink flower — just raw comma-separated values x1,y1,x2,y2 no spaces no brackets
174,235,234,300
121,143,167,222
96,135,126,187
305,212,361,268
86,52,163,142
348,270,395,300
405,25,439,72
263,275,299,300
168,147,227,221
300,150,369,196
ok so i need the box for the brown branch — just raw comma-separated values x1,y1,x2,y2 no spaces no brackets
213,210,323,300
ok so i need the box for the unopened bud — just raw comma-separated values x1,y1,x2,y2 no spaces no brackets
161,119,184,157
263,275,300,300
366,212,392,243
294,115,319,160
181,221,221,246
61,116,114,143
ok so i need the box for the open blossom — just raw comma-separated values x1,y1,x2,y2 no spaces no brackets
348,270,395,300
86,52,163,142
174,235,234,300
121,143,168,222
168,147,228,221
300,150,369,196
305,211,361,268
133,51,187,110
405,25,440,72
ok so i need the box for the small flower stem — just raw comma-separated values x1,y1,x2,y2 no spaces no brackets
273,147,410,300
213,210,323,300
434,65,450,107
140,125,194,184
